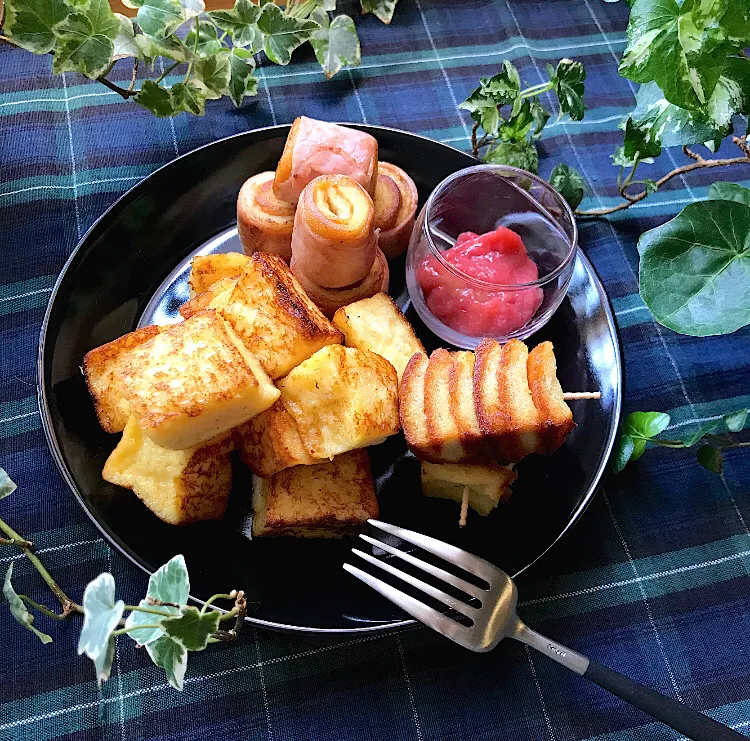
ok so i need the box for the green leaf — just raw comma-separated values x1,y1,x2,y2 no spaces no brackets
184,19,223,57
51,0,120,79
549,163,585,209
3,563,53,644
643,178,658,195
483,61,522,101
484,139,539,174
194,52,231,99
257,3,317,66
697,444,723,473
611,145,637,168
135,79,179,116
529,100,550,138
622,117,662,162
208,0,262,49
360,0,398,24
724,409,748,433
623,411,671,438
112,14,140,60
122,0,184,40
497,99,534,142
78,573,125,685
170,81,206,114
551,58,586,121
619,0,740,111
310,12,360,79
0,468,17,500
3,0,70,54
135,34,190,65
228,47,258,107
679,418,722,446
705,56,750,135
147,635,187,690
708,182,750,207
638,199,750,336
630,436,648,461
611,433,635,472
162,606,220,651
460,89,500,136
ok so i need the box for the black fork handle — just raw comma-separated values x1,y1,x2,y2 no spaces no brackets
584,660,746,740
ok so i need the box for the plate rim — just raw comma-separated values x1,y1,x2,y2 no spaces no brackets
37,124,622,634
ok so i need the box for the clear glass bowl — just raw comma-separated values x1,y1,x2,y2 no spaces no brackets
405,164,578,349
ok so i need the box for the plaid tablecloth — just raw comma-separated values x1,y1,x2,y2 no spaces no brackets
2,0,750,739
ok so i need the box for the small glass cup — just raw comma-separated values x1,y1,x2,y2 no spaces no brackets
405,164,578,349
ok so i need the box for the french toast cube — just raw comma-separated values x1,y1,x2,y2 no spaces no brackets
420,461,516,517
220,252,343,379
233,400,317,478
527,341,575,454
251,449,378,537
188,252,251,296
424,349,466,462
118,309,279,450
277,344,399,459
103,417,233,525
399,352,438,462
180,276,237,320
83,325,162,434
474,338,541,463
332,293,425,384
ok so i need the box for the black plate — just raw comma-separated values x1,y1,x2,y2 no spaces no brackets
38,125,622,633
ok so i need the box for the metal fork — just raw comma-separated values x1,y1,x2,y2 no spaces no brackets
345,520,746,741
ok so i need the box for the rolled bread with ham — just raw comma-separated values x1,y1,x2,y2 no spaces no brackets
237,171,296,261
373,162,418,260
274,117,378,203
291,174,378,289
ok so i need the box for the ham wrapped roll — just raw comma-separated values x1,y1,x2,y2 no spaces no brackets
237,172,295,261
373,162,419,260
292,247,389,318
274,117,378,203
291,174,377,289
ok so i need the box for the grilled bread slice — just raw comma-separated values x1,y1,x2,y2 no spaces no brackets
118,309,279,450
332,292,425,384
474,338,541,463
233,400,317,478
252,449,378,537
399,352,438,461
527,341,575,454
179,276,237,320
450,350,485,459
277,344,399,459
83,325,162,434
188,252,251,296
420,461,516,517
424,349,466,462
103,417,233,525
220,252,343,379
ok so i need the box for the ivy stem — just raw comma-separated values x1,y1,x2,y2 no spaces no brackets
155,60,180,85
19,595,71,620
0,535,33,548
201,593,235,614
112,623,163,637
520,81,554,98
0,516,83,617
124,604,176,617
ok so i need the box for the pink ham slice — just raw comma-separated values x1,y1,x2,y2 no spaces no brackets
274,117,378,203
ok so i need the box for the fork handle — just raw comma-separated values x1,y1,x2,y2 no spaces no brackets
583,660,746,740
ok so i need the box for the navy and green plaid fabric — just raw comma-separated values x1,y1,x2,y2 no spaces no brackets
3,0,750,738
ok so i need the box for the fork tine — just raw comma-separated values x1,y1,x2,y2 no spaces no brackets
351,548,477,619
359,534,487,601
368,520,498,582
343,563,475,649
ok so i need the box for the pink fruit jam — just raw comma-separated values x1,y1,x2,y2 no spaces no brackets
417,225,543,337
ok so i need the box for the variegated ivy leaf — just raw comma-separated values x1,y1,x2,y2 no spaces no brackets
194,52,231,99
228,47,258,107
549,58,585,121
257,3,318,66
3,563,53,644
112,14,140,60
162,606,220,651
51,0,120,79
135,79,177,116
147,635,187,690
208,0,262,50
2,0,70,54
360,0,398,24
122,0,184,40
78,573,125,685
708,182,750,208
310,11,360,79
622,116,662,162
184,19,223,58
619,0,744,112
0,468,17,499
549,163,585,209
484,139,539,174
179,0,205,20
136,34,190,66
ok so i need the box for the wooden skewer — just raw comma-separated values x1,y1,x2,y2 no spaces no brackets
459,485,469,527
563,391,602,400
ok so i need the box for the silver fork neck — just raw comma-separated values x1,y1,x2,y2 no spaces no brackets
511,621,590,675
